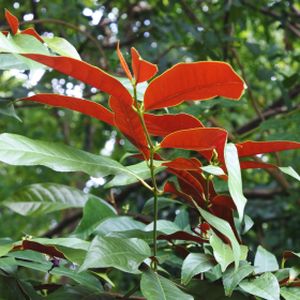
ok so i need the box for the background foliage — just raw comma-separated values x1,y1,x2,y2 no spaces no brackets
0,0,299,299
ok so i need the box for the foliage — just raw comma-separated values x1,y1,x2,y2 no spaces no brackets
0,2,299,299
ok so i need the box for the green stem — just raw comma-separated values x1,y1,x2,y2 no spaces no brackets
133,84,159,271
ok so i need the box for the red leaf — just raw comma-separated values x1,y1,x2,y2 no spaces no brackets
117,42,133,81
144,61,244,111
160,128,228,161
22,240,65,258
22,54,132,104
144,113,203,136
240,160,276,169
167,168,206,207
131,47,158,83
211,194,235,210
162,157,202,171
237,140,300,158
5,9,19,35
21,28,44,43
158,232,206,244
163,181,196,207
109,96,149,159
21,94,115,126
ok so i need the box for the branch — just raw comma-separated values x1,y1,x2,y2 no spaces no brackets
241,0,300,38
236,84,300,135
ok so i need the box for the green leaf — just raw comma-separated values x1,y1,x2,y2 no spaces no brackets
222,261,254,296
0,133,147,183
224,143,247,221
0,274,30,300
279,167,300,181
2,252,103,293
79,236,151,274
3,183,114,216
43,37,81,60
94,216,146,236
106,160,164,187
74,198,117,239
116,77,148,101
0,238,13,257
0,98,21,120
281,287,300,300
141,269,194,300
174,209,189,230
0,33,49,70
97,219,187,242
289,266,300,282
142,197,181,215
0,53,27,69
198,207,241,270
0,257,18,274
14,259,103,293
239,272,280,300
210,232,248,272
181,253,215,285
201,165,225,176
26,238,90,264
254,246,279,274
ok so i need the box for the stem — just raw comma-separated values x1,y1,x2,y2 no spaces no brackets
133,84,159,271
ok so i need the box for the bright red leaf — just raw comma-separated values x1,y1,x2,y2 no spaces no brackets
162,157,202,171
20,94,115,126
236,140,300,158
163,181,197,207
21,240,65,258
5,9,19,35
131,47,158,83
144,61,244,111
144,113,203,136
117,42,133,81
109,96,149,159
239,160,276,169
22,54,133,105
21,27,44,42
160,127,228,161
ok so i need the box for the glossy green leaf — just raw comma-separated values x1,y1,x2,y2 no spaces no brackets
0,98,20,120
14,259,102,292
201,165,225,176
0,54,27,69
43,36,81,60
279,167,300,181
198,207,241,270
141,269,194,300
224,143,247,221
116,76,148,101
94,216,145,236
281,287,300,300
0,238,13,257
0,133,147,182
254,246,279,274
210,232,248,272
94,217,187,242
25,238,90,265
79,236,151,274
74,198,117,239
0,33,49,70
222,261,254,296
3,183,113,216
106,160,164,187
239,272,280,300
181,253,215,285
